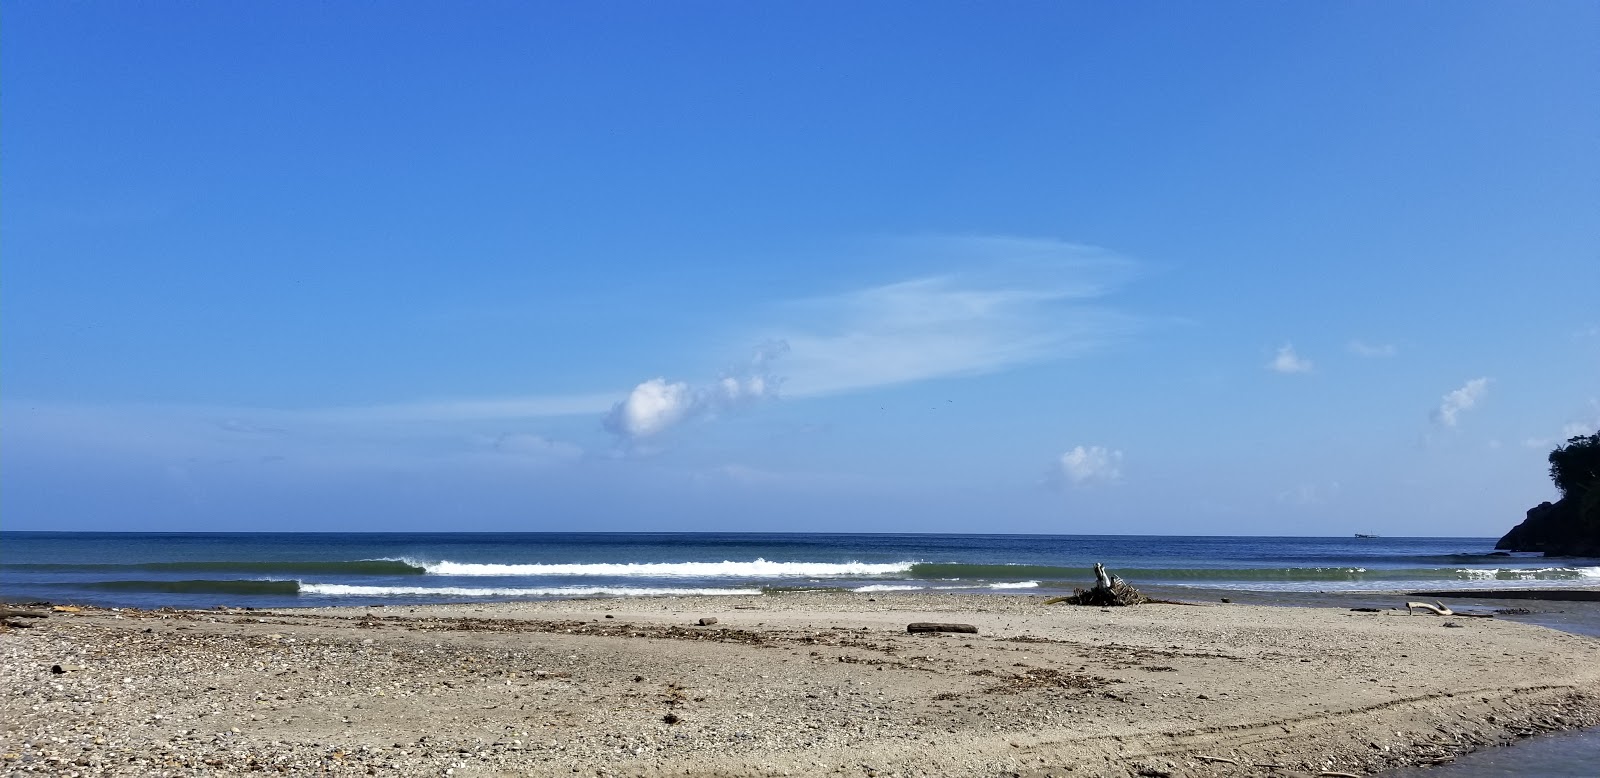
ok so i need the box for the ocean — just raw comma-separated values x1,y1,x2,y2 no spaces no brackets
3,531,1598,776
3,532,1598,610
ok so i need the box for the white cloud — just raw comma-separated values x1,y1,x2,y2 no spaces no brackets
1433,377,1490,427
765,237,1139,397
604,343,787,441
603,379,695,439
1268,344,1313,374
1347,340,1397,358
1056,445,1123,486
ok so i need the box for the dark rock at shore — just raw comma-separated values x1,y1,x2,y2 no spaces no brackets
1495,498,1600,557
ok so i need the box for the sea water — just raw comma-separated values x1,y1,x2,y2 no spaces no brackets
3,532,1597,609
3,531,1597,776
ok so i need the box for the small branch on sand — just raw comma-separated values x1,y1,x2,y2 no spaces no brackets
1318,772,1361,778
1047,563,1150,606
1194,755,1238,765
1406,601,1454,616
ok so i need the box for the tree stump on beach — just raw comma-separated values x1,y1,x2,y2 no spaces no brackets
1046,563,1149,607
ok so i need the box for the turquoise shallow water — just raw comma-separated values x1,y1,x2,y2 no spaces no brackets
3,531,1597,775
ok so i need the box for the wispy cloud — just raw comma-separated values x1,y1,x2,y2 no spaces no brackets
600,235,1143,442
1525,400,1600,448
1433,377,1490,427
1054,445,1124,487
1268,344,1313,374
1347,340,1397,358
764,236,1140,397
298,394,617,424
5,400,594,472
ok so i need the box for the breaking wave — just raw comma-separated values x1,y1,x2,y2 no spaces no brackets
299,584,762,598
422,559,915,578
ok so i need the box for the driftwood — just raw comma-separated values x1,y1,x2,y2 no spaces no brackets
0,610,48,619
1406,601,1454,616
1046,563,1150,607
906,622,978,634
695,617,718,626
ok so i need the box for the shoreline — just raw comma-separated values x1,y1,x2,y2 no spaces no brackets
5,593,1600,776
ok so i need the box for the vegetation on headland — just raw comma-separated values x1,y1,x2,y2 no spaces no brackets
1497,431,1600,556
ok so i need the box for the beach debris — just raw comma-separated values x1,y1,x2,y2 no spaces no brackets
1350,607,1382,613
1044,563,1149,607
0,609,48,619
1442,621,1464,628
695,617,718,626
1194,755,1238,765
906,622,978,634
50,664,85,674
1405,601,1454,616
50,605,82,614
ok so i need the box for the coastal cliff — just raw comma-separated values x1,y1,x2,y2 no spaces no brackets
1496,431,1600,557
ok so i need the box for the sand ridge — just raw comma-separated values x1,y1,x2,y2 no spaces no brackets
4,593,1600,777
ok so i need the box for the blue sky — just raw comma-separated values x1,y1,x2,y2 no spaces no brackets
3,2,1596,535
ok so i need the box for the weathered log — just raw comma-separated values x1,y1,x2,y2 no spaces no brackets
0,610,48,619
906,622,978,634
1406,601,1454,616
695,617,718,626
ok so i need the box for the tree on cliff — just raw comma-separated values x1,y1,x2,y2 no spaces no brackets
1549,431,1600,499
1549,431,1600,524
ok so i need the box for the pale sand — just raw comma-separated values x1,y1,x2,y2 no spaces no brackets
5,593,1600,777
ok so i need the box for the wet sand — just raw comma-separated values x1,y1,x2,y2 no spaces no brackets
4,593,1600,777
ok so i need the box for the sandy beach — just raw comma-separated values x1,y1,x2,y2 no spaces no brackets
4,593,1600,777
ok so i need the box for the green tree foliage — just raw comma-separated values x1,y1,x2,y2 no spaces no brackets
1548,431,1600,520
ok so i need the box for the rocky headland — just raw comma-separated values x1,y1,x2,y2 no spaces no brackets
1496,431,1600,557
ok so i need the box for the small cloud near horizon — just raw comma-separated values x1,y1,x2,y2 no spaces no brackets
1433,377,1490,427
1055,445,1123,487
1268,344,1313,374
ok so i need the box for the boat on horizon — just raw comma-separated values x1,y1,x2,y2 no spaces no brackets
1354,533,1379,538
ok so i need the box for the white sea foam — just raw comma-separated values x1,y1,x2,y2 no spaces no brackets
987,581,1040,589
423,559,915,578
851,584,925,593
299,584,762,597
1455,567,1598,580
